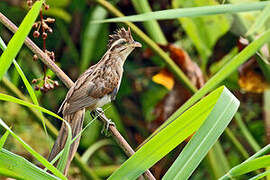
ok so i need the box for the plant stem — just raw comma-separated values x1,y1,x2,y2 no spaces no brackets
95,0,197,94
131,0,167,44
225,128,249,159
234,112,261,152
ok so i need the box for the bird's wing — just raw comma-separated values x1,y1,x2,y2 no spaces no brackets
60,64,119,114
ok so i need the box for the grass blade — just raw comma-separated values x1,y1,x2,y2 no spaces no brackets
234,112,260,152
131,0,167,44
0,0,43,80
249,169,270,180
0,36,48,138
0,118,66,179
108,86,238,179
162,87,239,180
0,148,61,180
0,131,9,149
246,1,270,36
0,93,72,174
220,155,270,180
81,6,108,72
0,93,62,120
94,2,269,23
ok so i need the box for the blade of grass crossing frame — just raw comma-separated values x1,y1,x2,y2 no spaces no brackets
0,0,43,80
0,131,9,149
249,169,270,180
163,87,239,180
0,93,62,119
0,118,67,179
0,93,72,175
0,148,61,180
108,86,238,179
0,36,48,138
219,155,270,180
94,2,269,23
246,1,270,36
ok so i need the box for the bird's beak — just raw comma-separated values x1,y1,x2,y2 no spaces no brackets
132,41,142,48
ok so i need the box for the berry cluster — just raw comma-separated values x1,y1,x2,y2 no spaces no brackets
32,76,59,93
27,0,58,92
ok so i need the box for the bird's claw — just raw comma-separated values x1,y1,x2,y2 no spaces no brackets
95,108,116,136
101,119,115,136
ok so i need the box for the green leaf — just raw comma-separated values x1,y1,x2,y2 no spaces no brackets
172,0,231,70
0,118,66,180
108,86,238,179
0,36,48,140
0,93,62,120
220,155,270,180
131,0,167,44
81,6,108,72
94,2,269,23
0,93,72,174
0,0,43,80
162,87,239,180
0,148,61,180
246,1,270,36
249,169,270,180
0,131,9,149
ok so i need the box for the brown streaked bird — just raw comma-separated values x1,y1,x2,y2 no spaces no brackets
48,27,141,175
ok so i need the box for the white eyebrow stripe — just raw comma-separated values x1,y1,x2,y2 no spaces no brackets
109,38,126,50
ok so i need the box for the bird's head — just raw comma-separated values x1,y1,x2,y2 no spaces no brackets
108,27,141,59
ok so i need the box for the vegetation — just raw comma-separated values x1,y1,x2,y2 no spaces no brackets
0,0,270,179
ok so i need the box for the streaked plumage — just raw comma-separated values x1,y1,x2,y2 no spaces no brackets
48,27,141,175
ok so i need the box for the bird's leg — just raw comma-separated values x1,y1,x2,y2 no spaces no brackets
95,108,115,136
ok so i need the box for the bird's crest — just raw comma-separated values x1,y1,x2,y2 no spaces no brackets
108,27,133,48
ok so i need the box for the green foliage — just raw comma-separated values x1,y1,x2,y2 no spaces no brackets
0,118,66,179
172,0,231,70
108,86,239,179
0,148,61,180
0,0,43,80
163,87,239,179
0,36,48,140
95,1,269,23
0,131,9,149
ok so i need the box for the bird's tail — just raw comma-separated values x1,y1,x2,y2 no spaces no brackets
48,109,85,175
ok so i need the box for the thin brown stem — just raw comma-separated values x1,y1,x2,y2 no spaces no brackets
0,11,155,180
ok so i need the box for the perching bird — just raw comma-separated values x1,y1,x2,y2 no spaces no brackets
48,27,141,175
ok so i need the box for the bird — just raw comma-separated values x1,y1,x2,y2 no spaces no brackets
47,27,142,175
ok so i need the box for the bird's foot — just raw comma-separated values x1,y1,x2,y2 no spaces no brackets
101,118,115,136
95,108,115,136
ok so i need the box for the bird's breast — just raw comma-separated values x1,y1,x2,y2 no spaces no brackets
94,94,112,109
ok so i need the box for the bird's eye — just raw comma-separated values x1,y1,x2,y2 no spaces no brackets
120,41,126,45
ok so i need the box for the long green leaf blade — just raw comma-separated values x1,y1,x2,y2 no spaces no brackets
0,131,9,149
108,86,237,179
0,118,66,179
163,87,239,180
0,148,60,180
0,0,43,80
246,1,270,36
220,155,270,179
95,2,269,23
0,93,62,120
0,36,48,138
